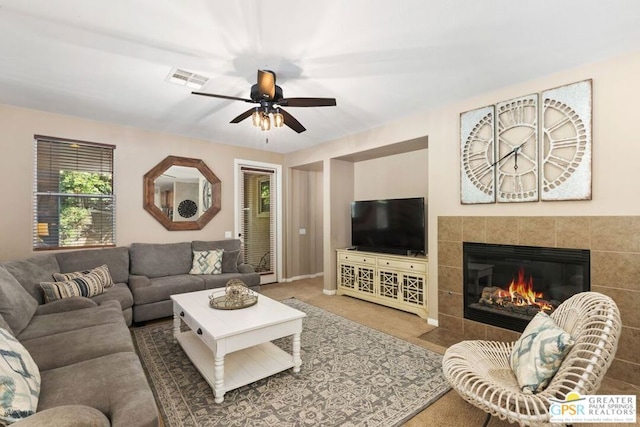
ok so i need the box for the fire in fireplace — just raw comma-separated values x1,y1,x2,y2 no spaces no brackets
463,242,590,332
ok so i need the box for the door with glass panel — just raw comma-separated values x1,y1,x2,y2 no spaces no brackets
236,161,280,284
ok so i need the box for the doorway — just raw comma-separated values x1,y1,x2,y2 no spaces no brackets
234,159,282,284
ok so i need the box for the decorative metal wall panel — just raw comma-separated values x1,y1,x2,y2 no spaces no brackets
541,79,592,201
460,105,496,204
495,94,539,203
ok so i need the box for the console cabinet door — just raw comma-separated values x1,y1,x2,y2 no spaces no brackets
338,262,375,295
378,269,400,300
401,272,426,307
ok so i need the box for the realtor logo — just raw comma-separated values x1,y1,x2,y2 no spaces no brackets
549,392,636,423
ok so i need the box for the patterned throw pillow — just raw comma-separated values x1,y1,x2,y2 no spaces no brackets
509,311,575,394
0,327,40,425
53,264,114,288
40,272,106,303
189,250,223,275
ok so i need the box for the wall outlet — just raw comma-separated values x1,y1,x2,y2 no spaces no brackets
224,231,232,238
299,228,306,235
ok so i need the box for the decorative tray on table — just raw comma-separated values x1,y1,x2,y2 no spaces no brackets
209,279,258,310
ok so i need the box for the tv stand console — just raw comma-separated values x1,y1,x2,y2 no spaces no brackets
336,249,428,319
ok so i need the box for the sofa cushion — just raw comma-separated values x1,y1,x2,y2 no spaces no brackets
130,242,192,278
201,272,247,290
10,405,110,427
89,283,134,311
222,249,240,273
37,352,158,427
189,249,223,275
0,314,14,337
18,300,124,342
0,327,40,425
40,272,106,303
0,267,39,336
55,247,130,285
53,264,114,288
131,274,205,305
1,255,60,304
509,311,575,394
192,239,243,266
21,322,134,371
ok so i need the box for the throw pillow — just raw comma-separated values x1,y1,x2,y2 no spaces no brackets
52,264,114,288
189,249,223,275
40,272,106,303
0,327,40,425
509,311,575,394
0,267,39,336
222,249,240,273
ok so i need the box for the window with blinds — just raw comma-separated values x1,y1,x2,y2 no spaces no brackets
33,135,115,250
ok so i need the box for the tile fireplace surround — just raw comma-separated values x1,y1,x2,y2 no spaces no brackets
438,216,640,387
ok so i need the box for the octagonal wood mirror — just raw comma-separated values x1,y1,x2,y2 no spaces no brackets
143,156,221,230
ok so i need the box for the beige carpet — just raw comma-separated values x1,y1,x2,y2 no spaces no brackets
260,277,640,427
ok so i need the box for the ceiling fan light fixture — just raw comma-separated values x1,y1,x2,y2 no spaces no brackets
273,111,284,128
251,110,261,127
260,114,271,131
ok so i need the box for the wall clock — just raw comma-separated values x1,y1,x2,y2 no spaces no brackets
177,199,198,218
541,79,592,201
202,181,212,210
495,94,539,202
460,105,495,204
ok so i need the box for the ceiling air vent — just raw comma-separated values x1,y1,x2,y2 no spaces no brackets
166,68,209,90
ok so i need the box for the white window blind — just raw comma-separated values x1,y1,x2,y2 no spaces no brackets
240,167,275,273
33,135,116,250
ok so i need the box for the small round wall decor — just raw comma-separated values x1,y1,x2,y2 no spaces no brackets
177,199,198,218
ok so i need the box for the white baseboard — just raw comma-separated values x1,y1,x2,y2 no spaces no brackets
281,272,324,283
322,289,337,296
427,317,439,327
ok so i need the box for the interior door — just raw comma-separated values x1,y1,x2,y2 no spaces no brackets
235,161,281,284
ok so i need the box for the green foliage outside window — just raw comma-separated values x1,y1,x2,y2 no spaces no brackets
58,171,113,246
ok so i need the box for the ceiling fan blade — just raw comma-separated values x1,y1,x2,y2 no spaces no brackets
257,70,276,100
230,108,257,124
277,97,337,107
279,108,306,133
192,91,254,103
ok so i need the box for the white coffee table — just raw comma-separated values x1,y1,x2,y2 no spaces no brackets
171,289,306,403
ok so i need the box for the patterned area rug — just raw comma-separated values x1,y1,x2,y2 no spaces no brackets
132,299,450,427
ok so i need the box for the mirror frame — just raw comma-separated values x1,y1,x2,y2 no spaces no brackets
143,155,221,230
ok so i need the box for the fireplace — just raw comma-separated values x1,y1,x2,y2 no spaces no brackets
463,242,590,332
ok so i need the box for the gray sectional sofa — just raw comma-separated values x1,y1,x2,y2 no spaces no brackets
0,267,158,427
0,239,259,426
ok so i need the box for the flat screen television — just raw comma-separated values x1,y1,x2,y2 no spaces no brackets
351,197,426,255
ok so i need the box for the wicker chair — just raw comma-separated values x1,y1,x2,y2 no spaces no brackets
442,292,621,427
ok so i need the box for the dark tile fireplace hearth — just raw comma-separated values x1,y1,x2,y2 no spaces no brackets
463,242,590,332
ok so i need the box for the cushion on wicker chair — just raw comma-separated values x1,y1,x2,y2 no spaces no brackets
509,311,574,394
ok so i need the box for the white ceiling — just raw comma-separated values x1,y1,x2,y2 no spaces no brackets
1,1,639,154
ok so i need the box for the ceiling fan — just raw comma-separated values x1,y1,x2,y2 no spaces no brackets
192,70,336,133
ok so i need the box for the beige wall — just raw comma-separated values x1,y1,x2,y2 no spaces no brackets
353,150,428,201
286,168,323,279
288,50,640,322
0,104,283,262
